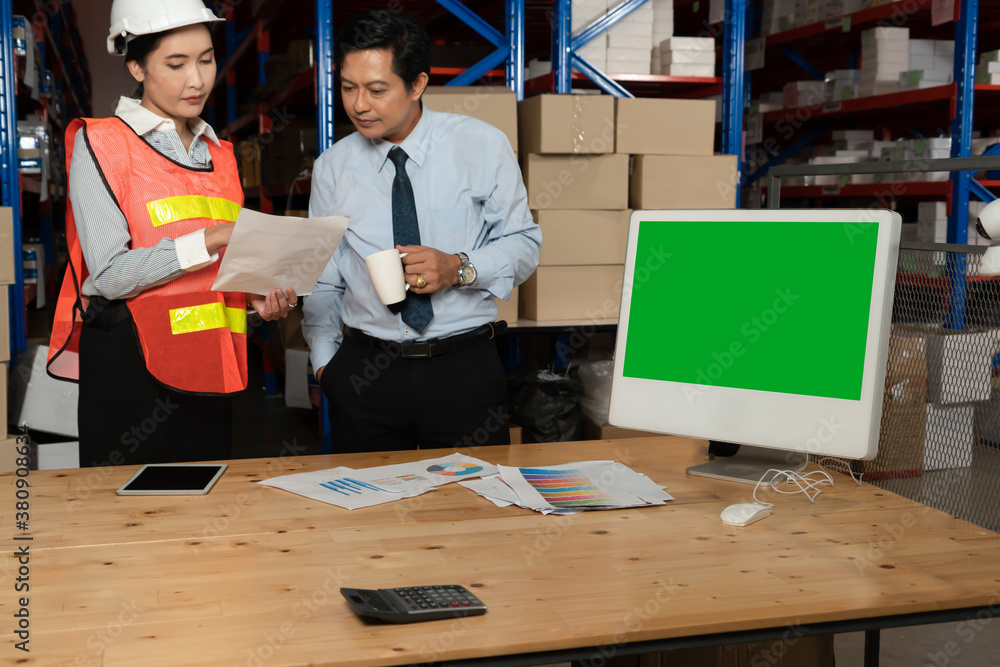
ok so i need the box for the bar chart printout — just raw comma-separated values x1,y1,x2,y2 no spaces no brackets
463,461,674,514
520,468,616,508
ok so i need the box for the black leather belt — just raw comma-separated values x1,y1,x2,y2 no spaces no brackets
81,296,132,331
344,321,507,359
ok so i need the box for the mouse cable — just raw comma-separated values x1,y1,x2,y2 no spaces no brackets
751,468,835,505
815,457,864,486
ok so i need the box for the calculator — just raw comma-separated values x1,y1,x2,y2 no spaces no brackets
340,585,487,623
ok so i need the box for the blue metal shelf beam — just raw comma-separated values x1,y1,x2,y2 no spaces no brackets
777,46,824,81
436,0,525,98
946,0,977,332
1,0,26,356
553,0,646,97
722,0,747,207
317,0,335,156
551,0,743,164
506,0,525,99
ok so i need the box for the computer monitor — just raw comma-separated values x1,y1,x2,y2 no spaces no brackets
609,209,901,484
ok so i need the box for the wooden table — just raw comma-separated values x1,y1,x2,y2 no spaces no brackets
4,438,1000,666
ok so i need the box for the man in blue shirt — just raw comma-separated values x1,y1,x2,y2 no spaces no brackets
303,10,542,453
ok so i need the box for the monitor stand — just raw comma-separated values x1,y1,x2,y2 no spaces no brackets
686,444,808,486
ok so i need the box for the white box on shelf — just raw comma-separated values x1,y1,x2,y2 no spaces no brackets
607,47,655,63
659,36,714,51
661,49,715,65
932,55,953,72
908,39,936,56
918,201,947,220
934,40,955,56
909,53,935,72
607,60,652,75
660,63,715,77
924,403,973,471
862,26,910,42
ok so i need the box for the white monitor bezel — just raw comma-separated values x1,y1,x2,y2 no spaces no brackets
609,208,901,460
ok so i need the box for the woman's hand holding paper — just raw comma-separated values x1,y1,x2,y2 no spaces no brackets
249,288,298,321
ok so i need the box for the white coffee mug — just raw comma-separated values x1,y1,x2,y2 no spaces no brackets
365,248,410,305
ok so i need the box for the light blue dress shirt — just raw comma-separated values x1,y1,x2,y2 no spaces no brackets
303,105,542,371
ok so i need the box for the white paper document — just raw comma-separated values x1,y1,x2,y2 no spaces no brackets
211,209,348,296
258,453,498,510
460,460,673,515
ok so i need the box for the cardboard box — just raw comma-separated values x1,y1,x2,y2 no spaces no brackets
0,361,6,439
854,332,927,477
517,94,615,154
0,207,14,284
533,209,630,266
496,286,519,324
522,153,629,210
894,323,1000,404
8,345,79,437
423,86,518,153
519,265,624,321
925,403,973,471
583,417,659,440
0,437,27,473
0,287,8,363
629,155,738,209
615,98,716,156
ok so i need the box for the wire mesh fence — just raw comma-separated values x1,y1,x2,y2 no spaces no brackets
844,244,1000,532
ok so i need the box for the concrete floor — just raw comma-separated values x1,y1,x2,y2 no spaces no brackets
837,624,1000,666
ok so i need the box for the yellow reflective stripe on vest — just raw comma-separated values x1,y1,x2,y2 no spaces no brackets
147,196,241,228
169,304,247,336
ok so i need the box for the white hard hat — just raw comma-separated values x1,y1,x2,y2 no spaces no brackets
107,0,224,56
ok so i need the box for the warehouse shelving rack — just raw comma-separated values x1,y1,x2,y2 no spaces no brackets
212,0,526,214
749,0,990,247
540,0,746,202
1,0,91,359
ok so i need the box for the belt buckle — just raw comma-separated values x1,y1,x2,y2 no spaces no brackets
401,341,432,359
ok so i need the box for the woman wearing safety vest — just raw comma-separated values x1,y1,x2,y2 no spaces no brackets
47,0,296,468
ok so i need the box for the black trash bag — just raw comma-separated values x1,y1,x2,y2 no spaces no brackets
507,363,584,443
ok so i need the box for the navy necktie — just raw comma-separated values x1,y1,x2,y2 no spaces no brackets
387,146,433,333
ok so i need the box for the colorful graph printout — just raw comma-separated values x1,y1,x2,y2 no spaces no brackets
427,462,485,477
519,468,615,507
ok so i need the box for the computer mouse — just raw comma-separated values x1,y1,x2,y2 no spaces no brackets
720,502,772,526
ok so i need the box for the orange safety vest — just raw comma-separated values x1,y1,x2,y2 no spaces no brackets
47,117,248,394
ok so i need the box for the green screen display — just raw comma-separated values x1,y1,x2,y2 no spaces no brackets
622,220,879,401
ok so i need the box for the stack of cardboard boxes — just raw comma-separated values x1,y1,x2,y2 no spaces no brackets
572,0,611,72
1,208,16,471
859,27,910,97
623,98,738,212
899,39,954,90
604,0,655,75
516,94,736,322
977,49,1000,85
423,86,522,324
859,324,1000,478
655,37,716,78
518,94,629,321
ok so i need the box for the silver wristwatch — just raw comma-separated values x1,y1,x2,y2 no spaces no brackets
457,252,477,287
